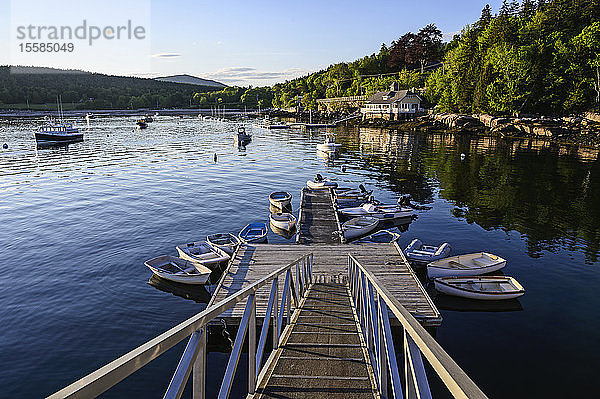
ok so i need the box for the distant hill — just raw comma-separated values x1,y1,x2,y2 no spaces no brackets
155,74,226,88
0,66,221,110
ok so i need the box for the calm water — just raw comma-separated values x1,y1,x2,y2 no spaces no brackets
1,117,599,398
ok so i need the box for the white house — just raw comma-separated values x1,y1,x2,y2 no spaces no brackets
361,83,423,120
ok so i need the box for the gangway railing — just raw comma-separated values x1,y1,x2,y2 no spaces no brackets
348,255,487,399
49,253,314,399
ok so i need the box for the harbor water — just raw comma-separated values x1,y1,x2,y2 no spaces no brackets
1,116,599,398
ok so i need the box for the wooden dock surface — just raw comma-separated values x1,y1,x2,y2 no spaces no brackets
211,243,441,326
296,188,341,245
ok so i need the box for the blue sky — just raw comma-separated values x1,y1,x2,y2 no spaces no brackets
0,0,503,86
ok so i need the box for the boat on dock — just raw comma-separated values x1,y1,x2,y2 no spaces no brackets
269,212,297,231
307,174,338,189
269,191,292,209
341,216,379,240
405,239,451,263
239,222,268,243
144,255,212,285
175,241,230,269
339,201,413,220
206,233,241,255
434,276,525,300
427,252,506,278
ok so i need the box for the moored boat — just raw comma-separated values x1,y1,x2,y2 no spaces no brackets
339,202,412,220
145,255,212,285
352,229,400,244
307,173,338,190
334,184,372,201
316,134,342,153
35,122,83,143
341,216,379,240
269,191,292,209
427,252,506,278
269,212,297,231
206,233,241,255
234,126,252,144
239,222,268,243
434,276,525,300
405,239,451,263
136,120,148,129
176,241,230,269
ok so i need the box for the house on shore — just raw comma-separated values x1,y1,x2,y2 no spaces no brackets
361,83,423,120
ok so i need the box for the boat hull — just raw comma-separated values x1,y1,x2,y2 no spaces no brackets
342,216,379,240
269,213,297,231
147,266,210,285
427,253,506,278
307,180,338,190
269,192,292,209
34,132,83,143
434,276,525,300
239,223,268,243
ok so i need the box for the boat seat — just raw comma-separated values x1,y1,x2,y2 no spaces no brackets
447,261,470,269
471,257,494,267
411,249,435,255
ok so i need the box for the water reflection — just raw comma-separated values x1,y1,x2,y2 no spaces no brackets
434,294,524,312
345,127,600,263
147,275,212,303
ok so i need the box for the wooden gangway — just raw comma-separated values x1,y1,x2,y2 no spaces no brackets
211,243,441,326
255,282,376,398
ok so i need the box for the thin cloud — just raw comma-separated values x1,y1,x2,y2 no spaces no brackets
203,67,310,85
152,53,182,58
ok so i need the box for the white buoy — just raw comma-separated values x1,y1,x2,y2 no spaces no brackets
460,153,466,160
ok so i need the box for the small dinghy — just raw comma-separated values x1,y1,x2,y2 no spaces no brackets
427,252,506,278
269,212,297,231
341,216,379,240
145,255,212,285
206,233,241,255
176,241,230,269
434,276,525,300
352,229,400,244
307,173,338,190
335,184,372,201
239,222,268,243
339,202,413,220
316,134,342,153
269,191,292,209
405,239,451,263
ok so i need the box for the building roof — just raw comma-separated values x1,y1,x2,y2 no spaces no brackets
366,89,422,105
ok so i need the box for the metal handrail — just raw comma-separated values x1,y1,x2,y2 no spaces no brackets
49,253,313,399
348,255,487,399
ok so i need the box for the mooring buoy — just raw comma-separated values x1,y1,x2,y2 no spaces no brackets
2,143,8,149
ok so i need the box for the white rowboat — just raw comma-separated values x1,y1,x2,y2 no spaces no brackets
405,239,451,263
339,202,412,220
206,233,240,255
269,213,297,231
269,191,292,209
434,276,525,300
145,255,211,285
341,216,379,240
427,252,506,278
239,222,268,243
176,241,230,269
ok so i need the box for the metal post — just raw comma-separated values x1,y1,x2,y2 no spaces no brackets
378,303,388,398
192,329,206,399
248,293,256,394
286,270,291,324
273,277,279,350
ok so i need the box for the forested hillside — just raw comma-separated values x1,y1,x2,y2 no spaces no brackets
0,66,220,110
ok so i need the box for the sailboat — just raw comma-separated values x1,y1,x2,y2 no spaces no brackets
35,96,83,143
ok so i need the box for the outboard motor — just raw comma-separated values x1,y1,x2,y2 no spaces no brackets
359,184,367,193
315,173,324,182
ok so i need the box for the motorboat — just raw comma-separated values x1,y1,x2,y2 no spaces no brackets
145,255,212,285
339,202,413,220
341,216,379,240
136,120,148,129
316,134,342,152
239,222,268,243
175,241,230,269
234,126,252,144
35,121,83,143
405,239,451,263
334,184,372,201
269,212,297,231
427,252,506,278
206,233,241,255
269,191,292,209
352,229,400,244
434,276,525,300
307,173,338,190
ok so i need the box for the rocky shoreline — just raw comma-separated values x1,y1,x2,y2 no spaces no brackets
358,112,600,147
